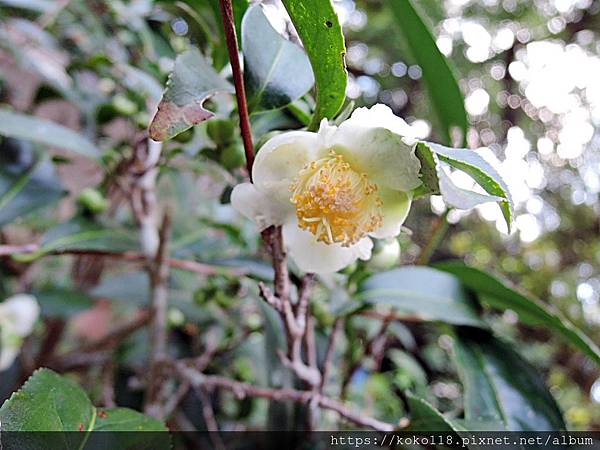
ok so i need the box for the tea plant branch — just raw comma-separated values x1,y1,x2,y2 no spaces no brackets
177,363,396,432
145,211,172,418
218,0,254,176
320,317,343,392
195,385,226,450
0,245,244,276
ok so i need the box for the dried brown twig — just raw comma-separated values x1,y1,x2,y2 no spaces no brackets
176,363,396,432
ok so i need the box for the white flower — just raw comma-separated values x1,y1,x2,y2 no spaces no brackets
231,104,421,273
0,294,40,371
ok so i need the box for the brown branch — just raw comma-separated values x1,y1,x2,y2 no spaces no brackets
101,360,116,408
46,312,150,373
177,364,396,432
342,320,391,397
0,245,244,277
320,317,343,392
195,386,226,450
145,212,172,418
218,0,254,176
162,380,191,419
261,226,290,301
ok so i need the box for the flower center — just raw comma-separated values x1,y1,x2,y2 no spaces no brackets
289,151,383,247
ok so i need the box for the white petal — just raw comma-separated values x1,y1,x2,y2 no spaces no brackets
231,182,292,230
282,220,373,273
437,163,504,209
0,294,40,337
370,189,412,239
252,130,320,204
344,104,417,139
330,124,421,192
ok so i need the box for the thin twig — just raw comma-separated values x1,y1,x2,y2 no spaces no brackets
177,364,396,432
341,320,391,397
195,386,226,450
101,360,116,408
218,0,254,176
145,212,172,418
320,317,343,392
416,209,450,265
162,380,191,419
0,245,244,276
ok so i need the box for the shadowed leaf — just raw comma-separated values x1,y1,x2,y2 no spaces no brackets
437,262,600,367
453,329,565,431
0,108,98,158
242,4,314,111
357,266,486,327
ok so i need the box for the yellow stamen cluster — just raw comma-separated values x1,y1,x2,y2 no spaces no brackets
289,151,383,247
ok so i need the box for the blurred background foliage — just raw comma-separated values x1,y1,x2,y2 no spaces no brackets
0,0,599,434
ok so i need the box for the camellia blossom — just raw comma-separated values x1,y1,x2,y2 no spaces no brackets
0,294,40,371
231,105,422,273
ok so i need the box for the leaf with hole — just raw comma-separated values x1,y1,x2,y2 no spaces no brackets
242,4,314,112
356,266,486,327
281,0,347,129
149,48,234,141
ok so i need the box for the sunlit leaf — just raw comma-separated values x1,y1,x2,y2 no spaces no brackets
389,0,467,146
242,5,314,112
0,108,98,157
149,48,234,141
357,266,486,327
437,262,600,367
281,0,347,129
453,329,565,431
416,141,513,231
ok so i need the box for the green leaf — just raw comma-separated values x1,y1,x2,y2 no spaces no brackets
389,0,467,146
0,369,167,448
418,141,513,231
356,266,486,327
405,392,460,432
0,143,64,227
0,108,98,158
281,0,347,130
149,48,234,141
93,407,167,431
0,368,95,432
13,219,138,263
242,5,314,111
33,287,95,317
453,329,565,431
437,262,600,367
